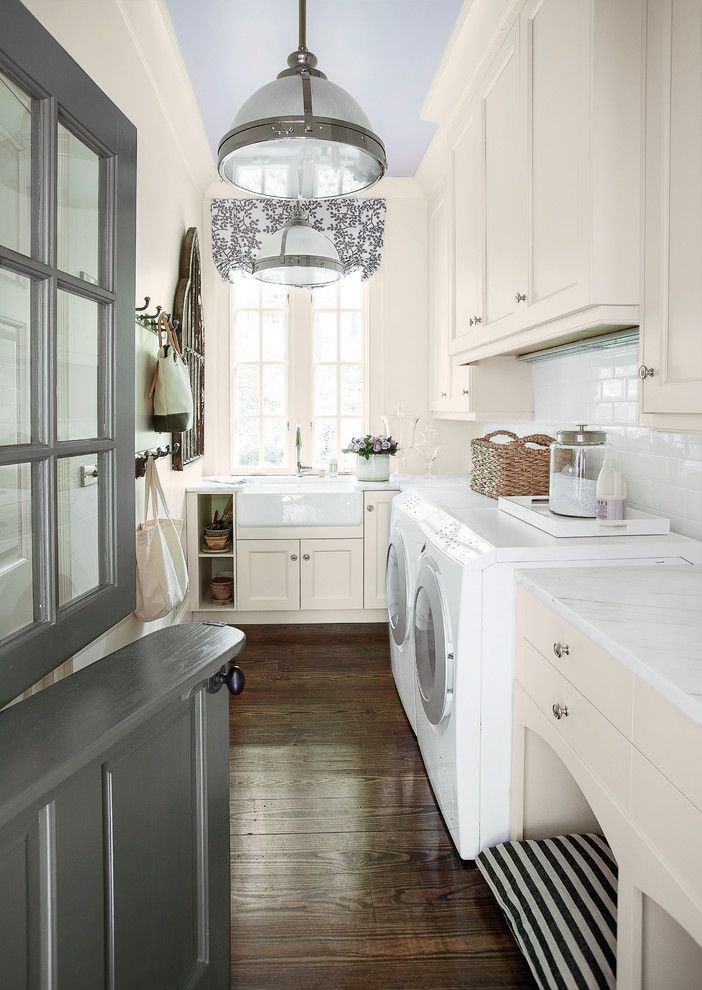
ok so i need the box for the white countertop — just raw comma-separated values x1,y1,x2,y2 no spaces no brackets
515,565,702,725
185,473,468,494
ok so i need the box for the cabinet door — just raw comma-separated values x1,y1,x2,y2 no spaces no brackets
236,540,300,611
300,539,363,611
452,98,483,351
641,0,702,418
482,23,525,340
428,181,452,410
521,0,590,327
363,491,397,609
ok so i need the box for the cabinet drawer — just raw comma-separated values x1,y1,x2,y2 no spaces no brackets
518,639,631,808
633,679,702,813
518,587,634,736
631,749,702,897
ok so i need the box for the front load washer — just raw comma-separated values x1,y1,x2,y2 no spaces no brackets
412,502,701,860
387,483,485,733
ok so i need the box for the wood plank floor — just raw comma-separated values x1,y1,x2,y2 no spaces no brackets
229,623,535,990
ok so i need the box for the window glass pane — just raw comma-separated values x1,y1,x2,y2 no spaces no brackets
263,168,288,198
261,284,286,308
262,366,285,415
233,274,259,310
236,365,259,415
262,420,286,467
57,123,100,283
340,365,363,415
236,420,259,467
57,290,99,440
314,365,337,416
312,283,336,308
0,462,33,642
314,418,337,465
340,312,363,362
261,311,286,361
0,268,31,444
340,418,363,470
57,454,100,606
314,312,337,361
340,274,362,308
235,311,259,361
0,73,31,255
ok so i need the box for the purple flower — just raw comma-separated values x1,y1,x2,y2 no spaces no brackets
381,440,390,450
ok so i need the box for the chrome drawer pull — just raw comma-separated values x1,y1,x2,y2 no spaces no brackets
553,641,570,659
552,702,569,720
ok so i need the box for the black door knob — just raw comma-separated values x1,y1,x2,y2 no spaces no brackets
226,665,245,695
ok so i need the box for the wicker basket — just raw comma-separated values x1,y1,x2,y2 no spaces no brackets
470,430,555,499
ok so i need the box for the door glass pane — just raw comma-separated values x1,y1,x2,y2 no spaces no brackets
0,463,33,642
0,268,31,444
57,454,100,606
414,586,437,701
0,73,31,255
57,123,100,283
57,290,100,440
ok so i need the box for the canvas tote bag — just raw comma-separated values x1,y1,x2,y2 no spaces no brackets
134,457,189,621
148,311,193,432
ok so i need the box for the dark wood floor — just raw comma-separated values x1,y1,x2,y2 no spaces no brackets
229,623,534,990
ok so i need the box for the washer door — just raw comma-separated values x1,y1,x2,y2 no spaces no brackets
414,560,453,725
386,534,408,646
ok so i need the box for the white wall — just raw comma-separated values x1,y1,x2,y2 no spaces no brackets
21,0,218,676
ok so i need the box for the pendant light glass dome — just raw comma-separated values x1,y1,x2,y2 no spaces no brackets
252,217,344,287
218,0,387,200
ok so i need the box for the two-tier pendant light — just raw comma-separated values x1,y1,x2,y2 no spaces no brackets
218,0,387,200
218,0,387,288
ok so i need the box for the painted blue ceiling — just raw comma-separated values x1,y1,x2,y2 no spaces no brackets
165,0,464,176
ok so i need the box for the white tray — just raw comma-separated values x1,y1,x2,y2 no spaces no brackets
498,495,670,537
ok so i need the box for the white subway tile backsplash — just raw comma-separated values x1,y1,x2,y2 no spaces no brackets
485,339,702,540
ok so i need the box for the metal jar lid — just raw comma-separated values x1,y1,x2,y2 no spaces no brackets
555,423,607,445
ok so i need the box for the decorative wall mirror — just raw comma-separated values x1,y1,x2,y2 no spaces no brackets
172,227,205,470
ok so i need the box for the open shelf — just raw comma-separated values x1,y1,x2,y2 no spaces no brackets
198,548,234,558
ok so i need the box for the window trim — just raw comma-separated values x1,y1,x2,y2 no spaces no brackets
0,0,137,701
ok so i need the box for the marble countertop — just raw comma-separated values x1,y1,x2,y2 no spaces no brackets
515,565,702,725
185,473,468,494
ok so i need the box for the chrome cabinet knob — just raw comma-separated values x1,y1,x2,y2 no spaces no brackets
553,641,570,659
440,392,447,398
367,505,374,512
638,364,655,379
462,389,470,397
469,317,474,327
515,292,527,303
290,554,298,561
552,702,569,720
474,315,482,324
302,553,310,560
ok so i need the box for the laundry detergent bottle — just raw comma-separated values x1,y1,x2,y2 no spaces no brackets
596,451,627,522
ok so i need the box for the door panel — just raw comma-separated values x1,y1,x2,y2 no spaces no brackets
301,539,363,610
452,101,483,350
642,0,702,415
523,0,589,324
483,25,524,336
428,182,452,409
236,539,300,611
363,491,396,610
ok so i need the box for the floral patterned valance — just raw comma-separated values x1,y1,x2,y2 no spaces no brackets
210,197,387,282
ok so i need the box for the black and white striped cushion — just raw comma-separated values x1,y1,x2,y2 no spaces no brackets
476,833,617,990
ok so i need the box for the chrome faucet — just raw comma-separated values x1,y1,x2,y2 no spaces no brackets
295,425,313,476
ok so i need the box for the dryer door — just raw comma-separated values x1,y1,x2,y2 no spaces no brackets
386,534,409,646
413,559,454,725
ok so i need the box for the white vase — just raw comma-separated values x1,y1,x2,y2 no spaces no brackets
355,453,391,482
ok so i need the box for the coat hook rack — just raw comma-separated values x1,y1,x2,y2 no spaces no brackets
135,297,180,336
135,442,180,478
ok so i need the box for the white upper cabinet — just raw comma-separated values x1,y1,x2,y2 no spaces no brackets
640,0,702,429
452,99,483,352
428,180,452,410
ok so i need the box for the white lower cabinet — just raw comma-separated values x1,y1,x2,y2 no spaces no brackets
363,491,395,610
300,539,363,611
236,539,300,611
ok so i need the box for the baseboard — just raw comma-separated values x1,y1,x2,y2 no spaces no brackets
190,607,387,624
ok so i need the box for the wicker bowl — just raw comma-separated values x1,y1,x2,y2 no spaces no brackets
470,430,554,499
210,572,234,603
203,526,232,551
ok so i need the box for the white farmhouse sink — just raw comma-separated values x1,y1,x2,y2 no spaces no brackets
235,480,363,528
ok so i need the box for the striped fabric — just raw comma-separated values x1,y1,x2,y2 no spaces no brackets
476,833,617,990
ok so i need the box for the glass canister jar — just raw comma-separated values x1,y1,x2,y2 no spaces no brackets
549,424,607,517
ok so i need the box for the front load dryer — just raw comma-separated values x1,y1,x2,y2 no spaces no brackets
412,503,701,860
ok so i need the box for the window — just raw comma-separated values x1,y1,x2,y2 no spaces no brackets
0,2,137,700
230,272,368,473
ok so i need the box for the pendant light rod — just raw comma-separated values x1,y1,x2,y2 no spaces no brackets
299,0,307,51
